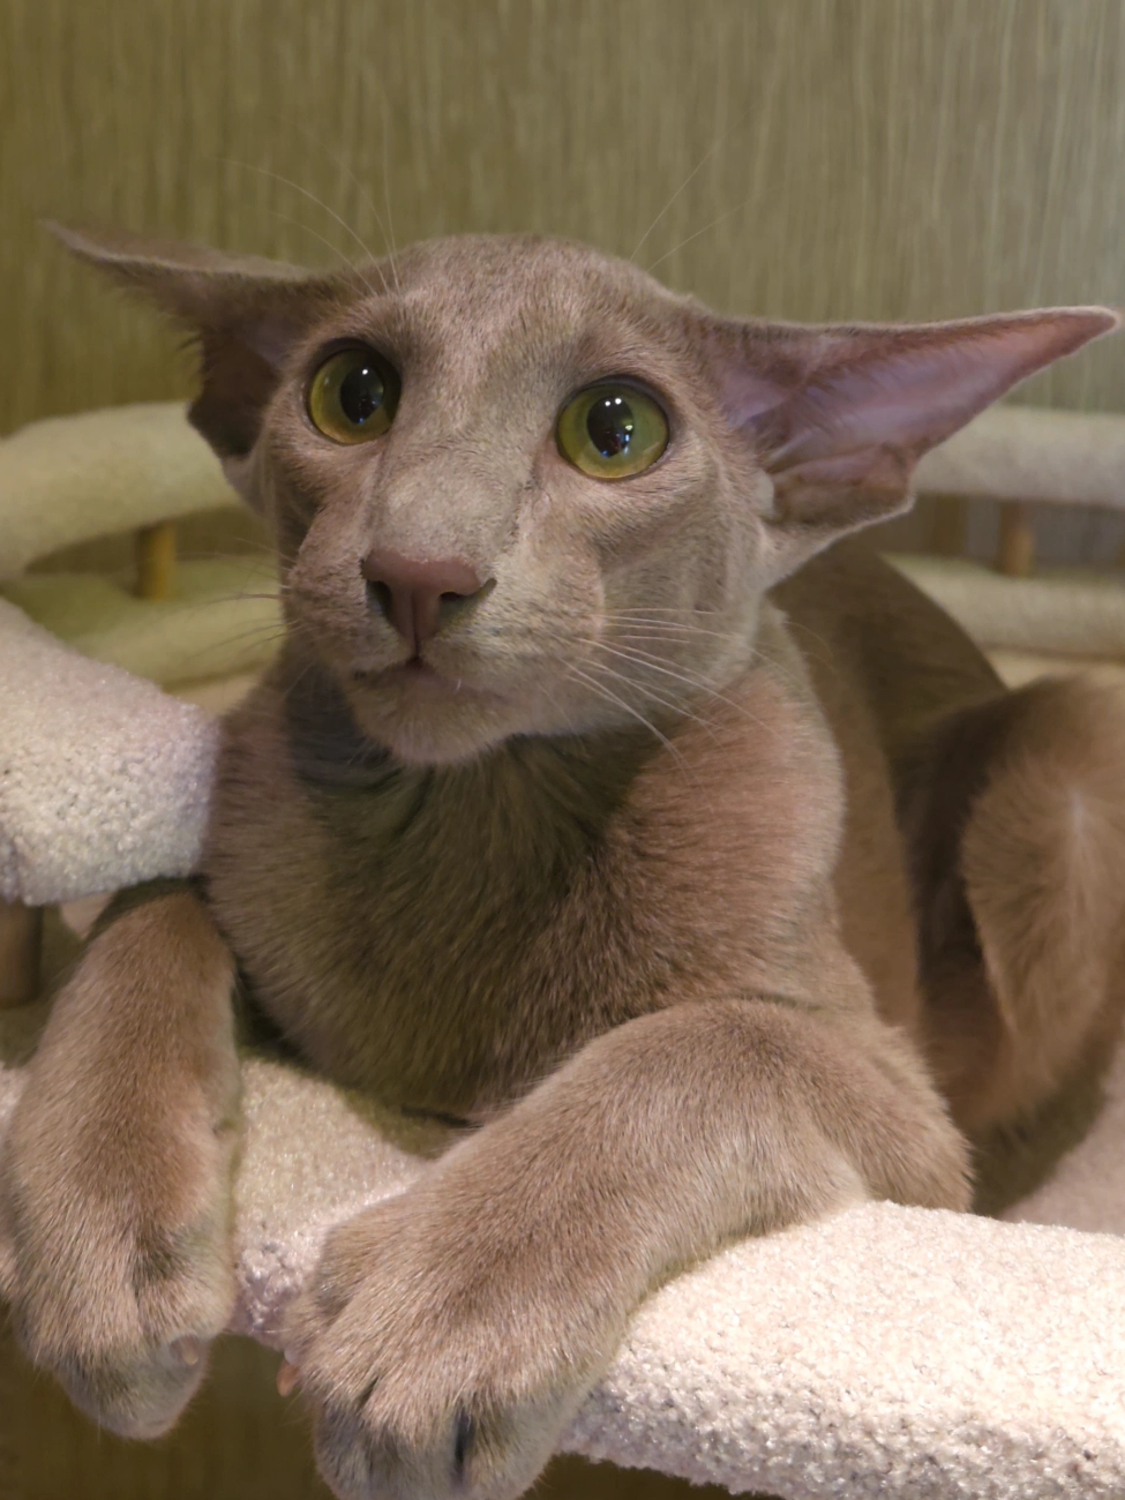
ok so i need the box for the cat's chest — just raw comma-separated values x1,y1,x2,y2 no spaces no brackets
204,668,841,1115
205,734,674,1111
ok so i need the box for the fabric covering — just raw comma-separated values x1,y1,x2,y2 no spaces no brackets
1,1025,1125,1497
4,397,1125,1494
887,553,1125,660
0,599,217,904
0,402,237,583
914,403,1125,510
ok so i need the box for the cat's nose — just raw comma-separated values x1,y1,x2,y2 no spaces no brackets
361,548,486,652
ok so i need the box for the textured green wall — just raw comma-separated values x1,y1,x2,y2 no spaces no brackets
3,0,1125,433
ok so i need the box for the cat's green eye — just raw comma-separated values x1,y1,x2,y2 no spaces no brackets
307,347,401,444
556,382,669,480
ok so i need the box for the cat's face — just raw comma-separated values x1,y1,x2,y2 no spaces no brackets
59,226,1116,765
250,237,776,763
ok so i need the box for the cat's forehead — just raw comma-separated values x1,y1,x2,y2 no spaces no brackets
337,234,688,370
388,234,663,309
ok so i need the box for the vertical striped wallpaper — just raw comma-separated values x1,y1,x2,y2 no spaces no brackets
2,0,1124,431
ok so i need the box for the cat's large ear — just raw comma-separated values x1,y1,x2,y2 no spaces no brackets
51,224,352,492
707,307,1119,577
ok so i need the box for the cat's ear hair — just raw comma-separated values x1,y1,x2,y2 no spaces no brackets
708,307,1120,577
50,223,351,490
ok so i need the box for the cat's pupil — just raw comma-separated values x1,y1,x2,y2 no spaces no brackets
339,364,385,426
586,395,635,458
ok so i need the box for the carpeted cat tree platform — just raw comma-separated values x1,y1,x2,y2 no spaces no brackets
3,405,1125,1498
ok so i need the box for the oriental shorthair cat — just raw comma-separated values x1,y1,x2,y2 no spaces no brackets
3,225,1124,1500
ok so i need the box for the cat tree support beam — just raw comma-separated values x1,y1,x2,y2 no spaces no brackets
0,899,41,1007
135,521,177,601
996,501,1036,577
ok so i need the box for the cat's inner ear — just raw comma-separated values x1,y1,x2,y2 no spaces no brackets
51,223,348,480
710,306,1119,574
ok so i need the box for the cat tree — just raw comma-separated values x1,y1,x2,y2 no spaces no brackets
2,402,1125,1497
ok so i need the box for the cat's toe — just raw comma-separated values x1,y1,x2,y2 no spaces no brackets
56,1332,216,1439
4,1173,237,1438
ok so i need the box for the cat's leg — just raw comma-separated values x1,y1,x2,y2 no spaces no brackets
0,884,239,1437
284,986,968,1500
901,676,1125,1134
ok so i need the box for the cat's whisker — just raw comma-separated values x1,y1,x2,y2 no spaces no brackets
139,628,289,684
593,640,778,740
590,651,730,732
262,206,381,298
779,617,846,688
217,158,388,298
172,618,289,653
604,606,723,620
562,664,686,771
262,109,400,291
377,89,401,293
583,652,722,739
98,590,282,634
161,539,279,562
610,626,810,699
173,591,281,608
630,133,729,264
643,196,755,276
613,622,743,644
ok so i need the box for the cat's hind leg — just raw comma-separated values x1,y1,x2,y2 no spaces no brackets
0,884,239,1437
902,676,1125,1134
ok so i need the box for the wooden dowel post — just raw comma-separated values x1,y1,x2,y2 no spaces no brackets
0,898,42,1006
136,520,178,601
928,494,967,557
996,501,1036,578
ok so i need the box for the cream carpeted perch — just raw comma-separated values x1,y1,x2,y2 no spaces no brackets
0,401,282,690
3,401,1125,1496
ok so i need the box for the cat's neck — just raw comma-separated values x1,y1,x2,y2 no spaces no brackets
273,643,664,850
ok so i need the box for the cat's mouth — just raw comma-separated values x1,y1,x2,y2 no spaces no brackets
351,657,503,703
345,652,521,765
379,657,441,686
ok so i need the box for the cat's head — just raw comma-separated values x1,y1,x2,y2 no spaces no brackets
59,225,1116,765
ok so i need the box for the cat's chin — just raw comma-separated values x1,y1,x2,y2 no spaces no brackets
346,673,521,767
374,720,510,767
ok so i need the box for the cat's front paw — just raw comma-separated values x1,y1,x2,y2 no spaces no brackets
284,1188,612,1500
0,1091,238,1438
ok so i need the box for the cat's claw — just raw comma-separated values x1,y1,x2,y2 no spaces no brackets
286,1190,605,1500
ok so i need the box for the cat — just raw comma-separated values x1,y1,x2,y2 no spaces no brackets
2,223,1123,1500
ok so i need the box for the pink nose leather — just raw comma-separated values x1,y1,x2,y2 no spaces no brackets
361,548,484,653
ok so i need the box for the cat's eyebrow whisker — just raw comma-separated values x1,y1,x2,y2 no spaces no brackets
643,196,756,276
217,158,388,298
260,108,400,292
630,99,757,265
630,133,729,264
262,206,382,301
377,89,401,293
